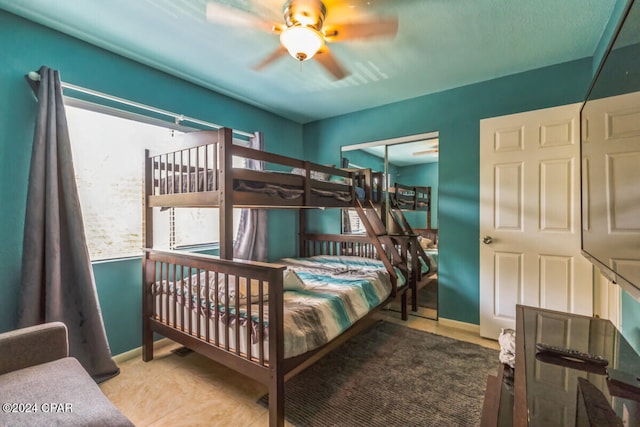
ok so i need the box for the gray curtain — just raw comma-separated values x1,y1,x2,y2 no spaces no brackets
19,66,119,382
233,136,268,261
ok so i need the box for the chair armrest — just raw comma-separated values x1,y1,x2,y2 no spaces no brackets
0,322,69,375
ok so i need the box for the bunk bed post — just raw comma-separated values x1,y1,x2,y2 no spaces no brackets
381,199,388,229
218,127,234,260
267,269,285,427
410,239,420,312
363,168,372,201
142,254,155,361
299,209,306,257
302,161,311,205
142,150,154,361
348,170,355,205
426,187,432,229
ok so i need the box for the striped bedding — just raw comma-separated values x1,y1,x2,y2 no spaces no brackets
153,255,400,359
278,256,404,357
424,249,438,273
282,255,408,285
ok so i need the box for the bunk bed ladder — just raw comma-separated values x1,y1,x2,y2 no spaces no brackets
388,206,434,312
390,206,430,262
356,200,387,237
354,199,410,319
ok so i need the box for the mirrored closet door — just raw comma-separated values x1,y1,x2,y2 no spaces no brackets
341,133,439,319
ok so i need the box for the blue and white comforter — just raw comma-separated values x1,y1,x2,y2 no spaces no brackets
154,255,398,358
278,256,402,357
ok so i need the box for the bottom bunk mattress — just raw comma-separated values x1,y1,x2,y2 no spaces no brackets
151,255,403,360
424,248,438,273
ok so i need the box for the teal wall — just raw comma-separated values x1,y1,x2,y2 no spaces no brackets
342,149,385,172
92,259,142,354
303,59,593,325
0,11,301,354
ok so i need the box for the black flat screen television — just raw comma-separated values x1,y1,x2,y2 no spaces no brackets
580,0,640,300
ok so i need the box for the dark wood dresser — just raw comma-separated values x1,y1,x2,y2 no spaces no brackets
481,305,640,427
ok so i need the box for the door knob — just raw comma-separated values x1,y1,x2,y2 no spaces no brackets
482,236,493,245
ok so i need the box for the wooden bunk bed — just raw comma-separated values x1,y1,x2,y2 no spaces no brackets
389,182,431,213
142,128,411,427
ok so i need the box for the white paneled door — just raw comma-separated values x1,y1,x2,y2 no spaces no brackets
479,103,593,339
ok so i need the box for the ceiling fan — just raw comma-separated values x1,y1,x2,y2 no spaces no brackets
412,148,439,156
205,0,398,80
412,140,439,156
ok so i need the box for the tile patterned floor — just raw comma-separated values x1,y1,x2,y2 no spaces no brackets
100,310,499,426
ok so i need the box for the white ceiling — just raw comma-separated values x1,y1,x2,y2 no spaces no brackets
0,0,617,123
360,139,439,167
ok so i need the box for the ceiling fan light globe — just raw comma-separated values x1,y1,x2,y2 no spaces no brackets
280,25,324,61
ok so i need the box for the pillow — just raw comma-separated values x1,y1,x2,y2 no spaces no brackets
212,274,268,304
314,171,331,181
329,175,350,185
283,269,305,291
419,237,433,250
223,270,304,300
291,167,305,176
181,269,305,305
290,167,331,182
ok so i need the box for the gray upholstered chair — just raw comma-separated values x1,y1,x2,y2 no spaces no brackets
0,322,133,426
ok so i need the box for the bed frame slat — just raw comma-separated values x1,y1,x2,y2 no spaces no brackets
234,275,240,356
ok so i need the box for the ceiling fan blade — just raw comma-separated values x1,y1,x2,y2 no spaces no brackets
412,149,439,156
323,18,399,42
244,0,284,23
253,45,288,71
205,2,279,33
314,46,348,80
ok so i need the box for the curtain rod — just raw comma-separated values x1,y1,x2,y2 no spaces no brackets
26,71,254,138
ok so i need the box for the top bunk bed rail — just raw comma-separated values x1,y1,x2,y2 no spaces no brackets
389,182,431,211
341,168,384,206
145,128,377,209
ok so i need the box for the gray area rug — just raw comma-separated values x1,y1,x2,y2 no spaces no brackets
260,320,499,427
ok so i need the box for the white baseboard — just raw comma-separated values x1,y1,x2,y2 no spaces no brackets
112,338,173,364
438,317,480,334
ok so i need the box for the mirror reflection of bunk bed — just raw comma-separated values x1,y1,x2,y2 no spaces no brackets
141,128,432,427
386,182,439,318
343,175,439,318
340,135,439,319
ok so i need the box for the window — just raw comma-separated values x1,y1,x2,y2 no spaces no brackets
345,209,366,234
66,105,242,261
